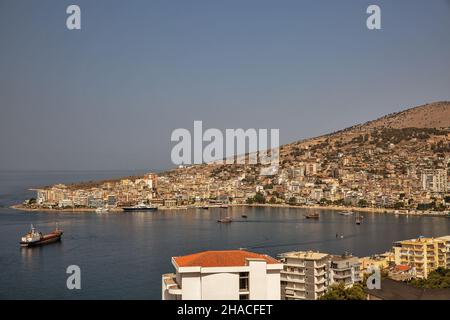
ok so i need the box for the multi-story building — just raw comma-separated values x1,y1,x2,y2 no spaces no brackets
393,236,449,279
421,169,448,193
279,251,329,300
437,236,450,268
329,254,362,288
162,250,283,300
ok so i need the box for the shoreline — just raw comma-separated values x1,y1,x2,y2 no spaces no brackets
9,203,449,217
237,203,449,217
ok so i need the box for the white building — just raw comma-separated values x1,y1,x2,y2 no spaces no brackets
162,250,283,300
421,169,448,193
329,254,361,288
279,251,362,300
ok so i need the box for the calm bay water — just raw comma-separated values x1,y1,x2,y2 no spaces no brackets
1,171,450,299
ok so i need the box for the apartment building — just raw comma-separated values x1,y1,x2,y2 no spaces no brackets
393,236,450,279
162,250,283,300
438,236,450,268
279,251,329,300
329,254,362,288
421,169,448,193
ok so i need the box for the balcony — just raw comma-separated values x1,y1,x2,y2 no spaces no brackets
284,284,306,292
333,273,352,279
281,269,306,276
284,262,306,268
316,286,327,293
315,269,327,276
163,273,182,296
281,275,305,283
316,277,327,284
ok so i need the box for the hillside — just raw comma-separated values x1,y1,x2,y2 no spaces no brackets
353,101,450,131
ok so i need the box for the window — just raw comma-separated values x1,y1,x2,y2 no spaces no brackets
239,272,249,290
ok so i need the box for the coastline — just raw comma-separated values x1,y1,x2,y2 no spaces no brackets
236,203,449,217
9,203,449,217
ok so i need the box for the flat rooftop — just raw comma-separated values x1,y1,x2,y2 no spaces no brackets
279,251,329,260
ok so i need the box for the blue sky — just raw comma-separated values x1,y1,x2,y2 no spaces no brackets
0,0,449,171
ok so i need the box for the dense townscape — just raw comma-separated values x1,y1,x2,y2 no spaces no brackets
20,102,450,215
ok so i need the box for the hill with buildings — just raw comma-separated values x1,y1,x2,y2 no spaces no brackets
28,101,450,211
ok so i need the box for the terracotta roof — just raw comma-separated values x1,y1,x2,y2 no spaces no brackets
174,250,279,268
394,265,411,272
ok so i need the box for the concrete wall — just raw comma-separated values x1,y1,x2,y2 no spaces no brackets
201,272,240,300
249,260,268,300
181,272,202,300
266,270,281,300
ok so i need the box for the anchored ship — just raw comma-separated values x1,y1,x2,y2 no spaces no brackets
20,224,63,247
305,213,319,219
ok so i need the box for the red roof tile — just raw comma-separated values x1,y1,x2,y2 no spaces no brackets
395,265,411,272
174,250,279,268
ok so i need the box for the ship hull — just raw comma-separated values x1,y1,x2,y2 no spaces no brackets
20,232,63,247
122,207,158,212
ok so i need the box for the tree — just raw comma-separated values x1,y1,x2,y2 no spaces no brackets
393,202,404,209
319,283,366,300
288,197,297,205
409,268,450,289
253,192,266,204
357,199,368,208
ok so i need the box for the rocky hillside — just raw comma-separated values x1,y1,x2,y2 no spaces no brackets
352,101,450,131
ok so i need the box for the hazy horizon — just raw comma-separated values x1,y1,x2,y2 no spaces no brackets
1,0,450,171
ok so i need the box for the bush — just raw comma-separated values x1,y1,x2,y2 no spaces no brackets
319,283,366,300
409,268,450,289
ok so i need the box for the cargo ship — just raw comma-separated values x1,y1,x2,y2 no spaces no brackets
20,224,63,247
122,203,158,212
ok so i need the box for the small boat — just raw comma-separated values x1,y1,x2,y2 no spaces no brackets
241,214,248,218
339,211,353,216
201,205,210,209
305,213,319,219
217,217,233,223
220,204,229,209
355,213,363,225
96,207,109,213
20,224,63,247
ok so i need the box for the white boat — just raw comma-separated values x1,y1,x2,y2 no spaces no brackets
339,211,353,216
96,207,109,213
